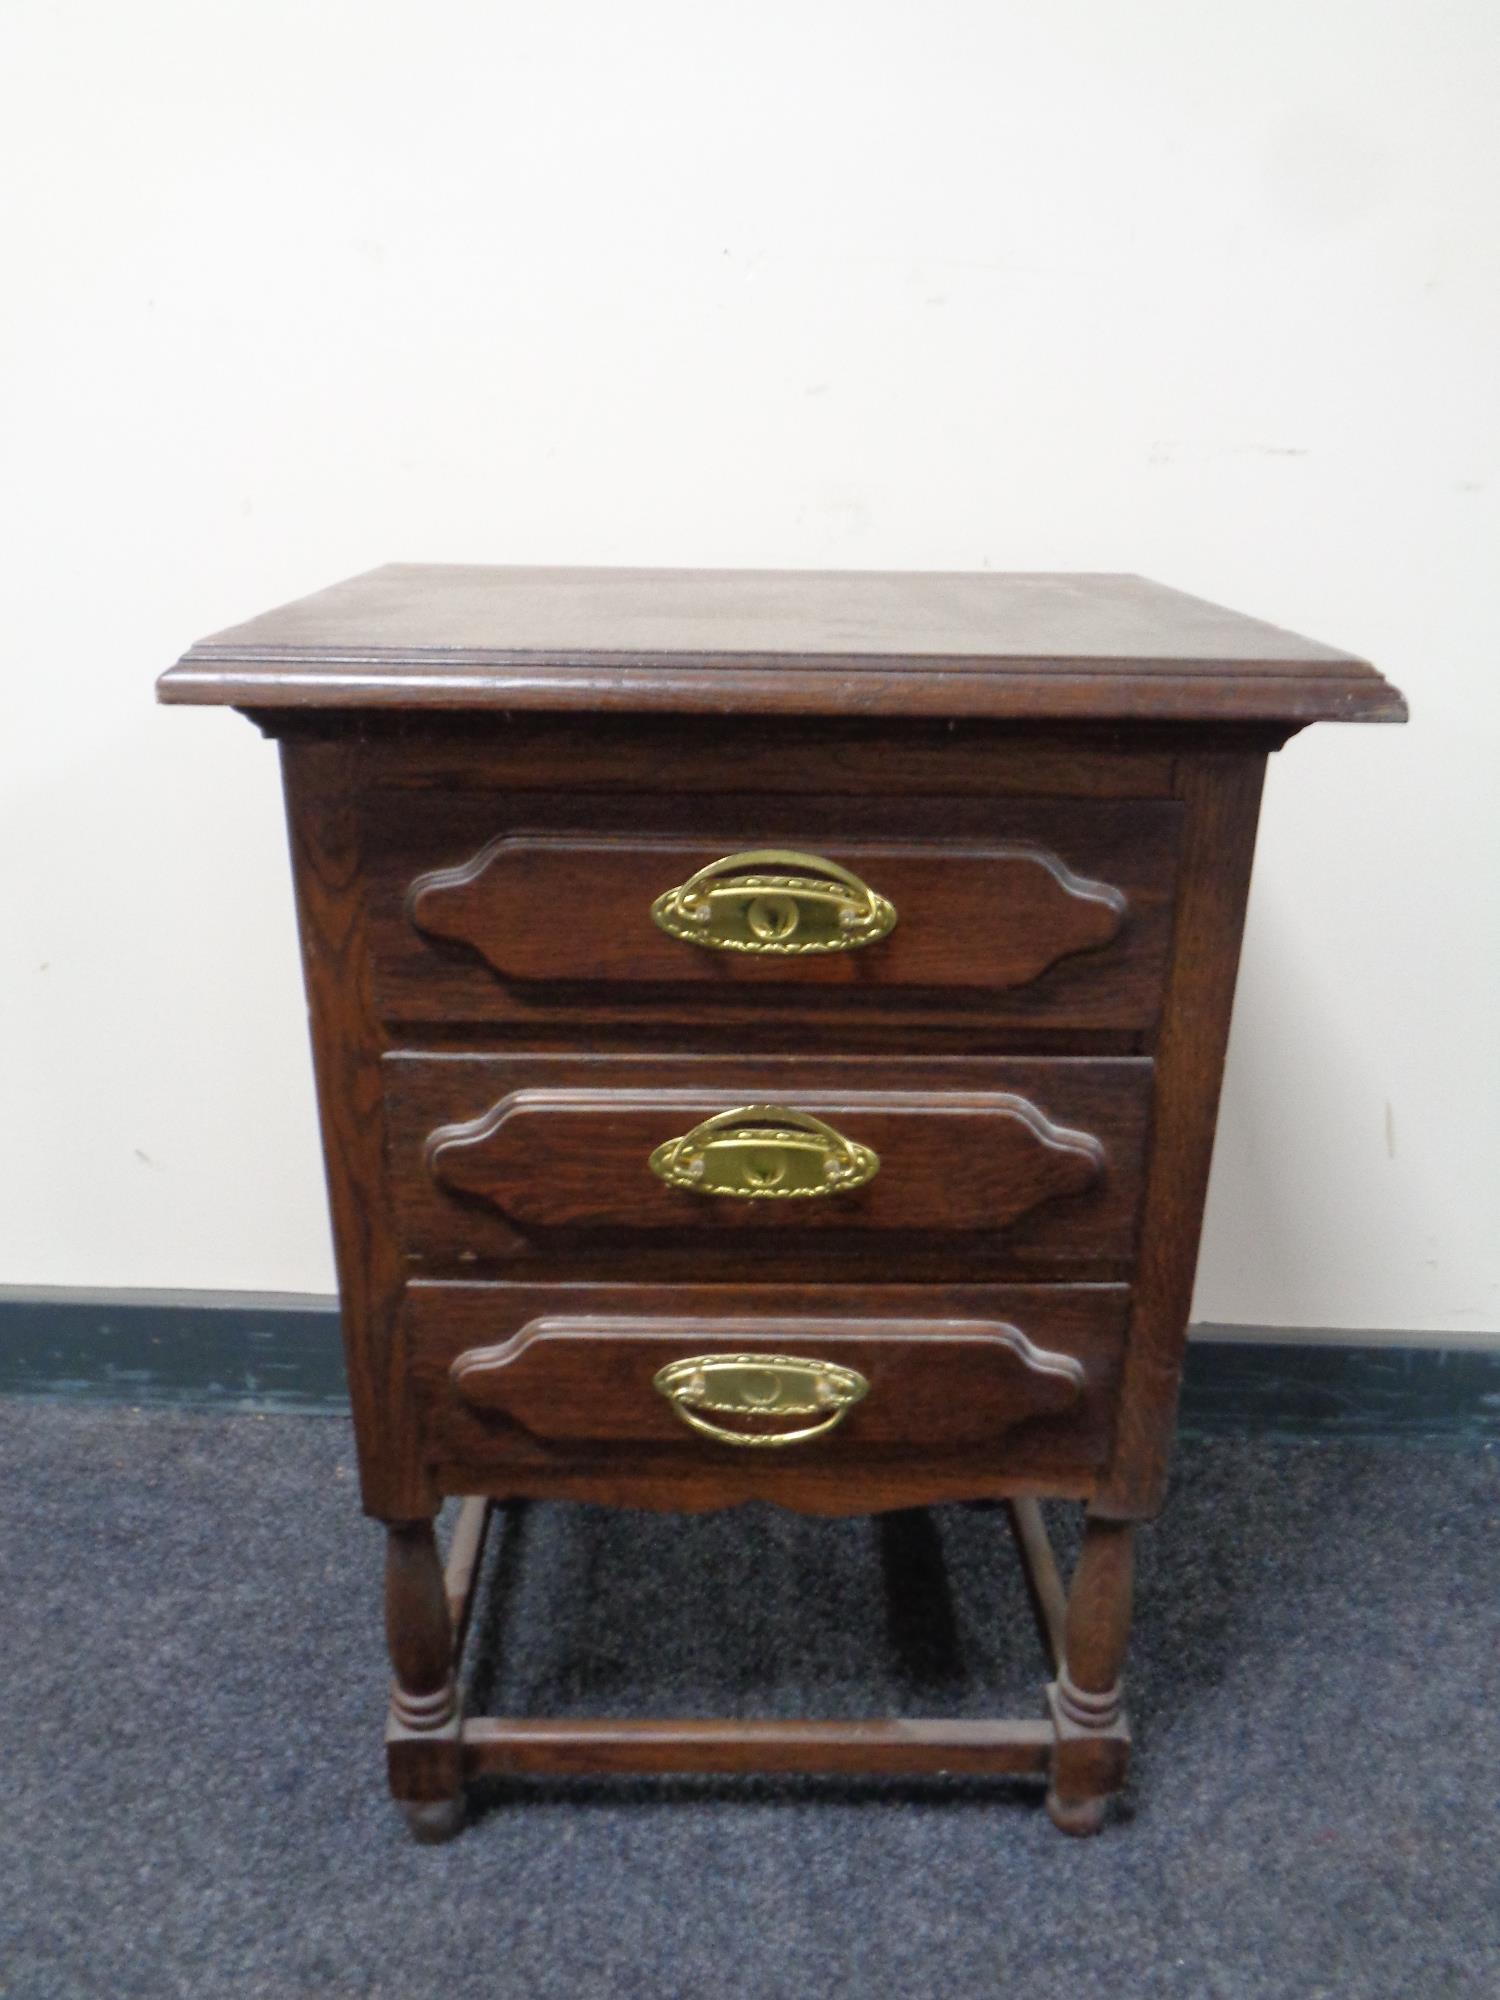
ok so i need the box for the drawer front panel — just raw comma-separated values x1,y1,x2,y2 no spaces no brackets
363,793,1182,1031
403,1280,1130,1507
385,1053,1151,1277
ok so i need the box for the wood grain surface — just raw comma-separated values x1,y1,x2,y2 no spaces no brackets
159,564,1406,722
402,1279,1129,1511
385,1052,1152,1278
375,798,1181,1035
278,740,431,1517
447,1314,1087,1445
1095,749,1270,1517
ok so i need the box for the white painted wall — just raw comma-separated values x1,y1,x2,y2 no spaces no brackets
3,0,1496,1336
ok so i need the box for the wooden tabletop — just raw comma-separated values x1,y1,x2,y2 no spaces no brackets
158,565,1405,724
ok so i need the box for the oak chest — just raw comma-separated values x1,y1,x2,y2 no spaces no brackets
159,565,1405,1836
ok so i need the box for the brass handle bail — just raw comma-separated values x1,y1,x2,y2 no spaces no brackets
648,1105,880,1200
654,1353,870,1448
652,848,896,955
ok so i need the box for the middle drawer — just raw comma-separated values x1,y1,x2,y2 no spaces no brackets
384,1053,1152,1280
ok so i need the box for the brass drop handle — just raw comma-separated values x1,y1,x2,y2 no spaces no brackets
651,848,897,955
648,1105,880,1199
654,1353,870,1448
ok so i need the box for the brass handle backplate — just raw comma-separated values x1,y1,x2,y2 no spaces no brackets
648,1105,880,1199
651,848,896,955
653,1353,870,1448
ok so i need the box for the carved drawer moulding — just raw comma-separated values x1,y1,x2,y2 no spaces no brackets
406,832,1131,991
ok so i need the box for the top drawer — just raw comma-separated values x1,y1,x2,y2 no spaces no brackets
361,792,1182,1032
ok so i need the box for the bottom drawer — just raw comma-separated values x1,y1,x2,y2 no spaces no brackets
403,1281,1129,1512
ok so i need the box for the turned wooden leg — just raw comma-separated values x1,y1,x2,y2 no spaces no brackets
1046,1514,1134,1837
383,1519,464,1842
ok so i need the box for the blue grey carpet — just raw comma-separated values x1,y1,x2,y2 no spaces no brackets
1,1400,1495,1999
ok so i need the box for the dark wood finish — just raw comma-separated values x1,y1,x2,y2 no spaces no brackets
1096,751,1268,1517
372,798,1182,1034
449,1317,1085,1442
386,1053,1151,1278
1047,1517,1135,1834
383,1520,462,1834
413,1455,1097,1516
384,1520,456,1720
427,1083,1102,1237
1044,1704,1132,1837
1006,1498,1067,1671
462,1716,1055,1779
443,1495,494,1659
161,566,1403,1837
160,563,1406,724
402,1281,1130,1512
412,830,1122,987
354,716,1183,800
410,835,1126,989
1059,1518,1135,1704
279,741,430,1519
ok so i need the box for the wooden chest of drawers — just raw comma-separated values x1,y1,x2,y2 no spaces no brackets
160,564,1404,1837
